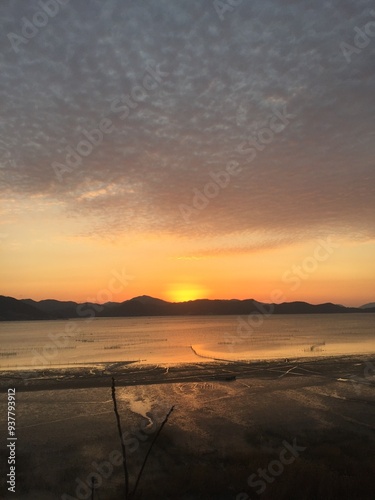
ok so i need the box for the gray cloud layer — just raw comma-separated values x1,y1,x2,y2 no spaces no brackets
0,0,374,243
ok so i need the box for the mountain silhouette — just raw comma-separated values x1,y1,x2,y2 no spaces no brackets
0,296,49,321
361,302,375,309
0,295,374,321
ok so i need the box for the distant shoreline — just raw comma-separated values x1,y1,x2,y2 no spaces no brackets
1,310,375,322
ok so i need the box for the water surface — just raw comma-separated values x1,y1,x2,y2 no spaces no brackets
0,314,374,369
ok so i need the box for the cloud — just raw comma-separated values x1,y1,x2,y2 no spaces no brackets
0,0,374,249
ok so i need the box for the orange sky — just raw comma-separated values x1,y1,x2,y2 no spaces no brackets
1,2,374,308
1,200,374,306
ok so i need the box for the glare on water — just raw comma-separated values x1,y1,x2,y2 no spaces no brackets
0,314,374,370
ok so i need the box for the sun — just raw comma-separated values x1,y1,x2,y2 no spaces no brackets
166,284,209,303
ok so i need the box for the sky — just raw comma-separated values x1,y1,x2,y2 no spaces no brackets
0,0,374,306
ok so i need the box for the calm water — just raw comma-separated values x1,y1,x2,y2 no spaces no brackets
0,314,374,369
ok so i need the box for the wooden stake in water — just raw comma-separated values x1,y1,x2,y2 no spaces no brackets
111,377,130,499
91,476,95,500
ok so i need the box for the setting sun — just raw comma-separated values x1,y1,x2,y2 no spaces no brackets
166,284,209,303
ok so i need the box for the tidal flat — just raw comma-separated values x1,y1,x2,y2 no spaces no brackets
1,355,375,499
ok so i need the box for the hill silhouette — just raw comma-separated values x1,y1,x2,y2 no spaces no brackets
0,295,374,321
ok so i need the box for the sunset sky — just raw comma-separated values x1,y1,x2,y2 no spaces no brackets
0,0,374,306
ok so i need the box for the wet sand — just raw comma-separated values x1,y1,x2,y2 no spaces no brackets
1,354,374,392
1,355,375,499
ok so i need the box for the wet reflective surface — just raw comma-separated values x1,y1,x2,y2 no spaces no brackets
0,314,374,369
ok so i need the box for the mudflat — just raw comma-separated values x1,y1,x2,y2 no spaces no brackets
1,355,374,499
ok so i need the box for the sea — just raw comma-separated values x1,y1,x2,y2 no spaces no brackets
0,314,374,370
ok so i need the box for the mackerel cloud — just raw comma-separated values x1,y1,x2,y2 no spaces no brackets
0,0,374,243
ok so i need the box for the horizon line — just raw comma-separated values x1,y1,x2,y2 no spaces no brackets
2,293,373,309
